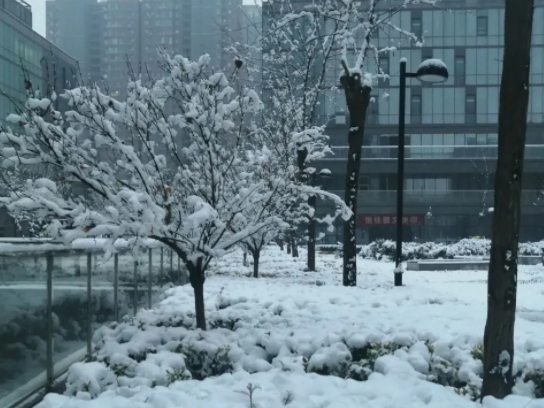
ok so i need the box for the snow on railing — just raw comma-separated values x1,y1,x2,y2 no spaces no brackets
0,238,163,255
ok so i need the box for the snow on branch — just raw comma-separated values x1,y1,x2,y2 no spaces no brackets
0,51,301,267
276,0,436,88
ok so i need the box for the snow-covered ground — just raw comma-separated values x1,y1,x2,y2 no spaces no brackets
35,246,544,408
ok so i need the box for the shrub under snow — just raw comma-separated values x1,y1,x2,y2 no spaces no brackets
358,238,544,261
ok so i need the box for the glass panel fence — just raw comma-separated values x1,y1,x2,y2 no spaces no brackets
0,241,187,408
52,252,92,374
0,254,48,405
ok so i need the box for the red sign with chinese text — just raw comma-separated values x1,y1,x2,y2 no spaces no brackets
358,214,425,226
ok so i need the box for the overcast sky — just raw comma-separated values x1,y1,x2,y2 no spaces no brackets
26,0,46,35
25,0,259,37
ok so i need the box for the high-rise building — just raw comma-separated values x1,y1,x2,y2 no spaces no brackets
46,0,243,95
0,0,78,237
46,0,95,77
263,0,544,243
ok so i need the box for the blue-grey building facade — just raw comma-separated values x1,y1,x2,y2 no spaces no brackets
0,0,77,237
312,0,544,243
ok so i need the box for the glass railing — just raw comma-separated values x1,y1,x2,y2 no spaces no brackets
0,239,186,408
324,145,544,160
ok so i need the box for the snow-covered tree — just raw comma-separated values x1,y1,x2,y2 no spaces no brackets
231,0,347,270
279,0,436,286
0,52,316,330
235,126,349,278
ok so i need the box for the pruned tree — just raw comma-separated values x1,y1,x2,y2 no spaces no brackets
280,0,435,286
0,52,303,331
481,0,534,399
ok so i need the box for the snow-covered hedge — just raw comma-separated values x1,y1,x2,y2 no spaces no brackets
359,239,544,261
50,287,543,403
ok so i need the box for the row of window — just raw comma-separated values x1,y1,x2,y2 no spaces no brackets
324,86,544,125
388,9,544,40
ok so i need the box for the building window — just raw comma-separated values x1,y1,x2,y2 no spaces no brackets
422,48,433,61
411,95,422,124
367,96,379,125
477,16,488,36
360,176,369,191
466,94,476,123
411,17,422,39
454,56,465,85
378,56,389,76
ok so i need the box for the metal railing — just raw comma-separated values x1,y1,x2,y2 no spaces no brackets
324,145,544,160
0,238,186,408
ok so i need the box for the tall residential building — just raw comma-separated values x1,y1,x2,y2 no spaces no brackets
46,0,243,95
46,0,95,77
0,0,77,237
264,0,544,243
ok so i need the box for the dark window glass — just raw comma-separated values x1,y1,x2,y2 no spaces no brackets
455,56,465,85
378,56,389,75
411,17,422,39
466,95,476,123
367,96,379,125
411,95,422,124
477,16,488,36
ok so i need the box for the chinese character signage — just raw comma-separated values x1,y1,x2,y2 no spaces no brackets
358,214,425,226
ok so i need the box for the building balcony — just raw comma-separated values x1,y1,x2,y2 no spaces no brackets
323,145,544,160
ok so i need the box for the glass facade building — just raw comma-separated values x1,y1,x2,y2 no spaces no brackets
314,0,544,243
46,0,243,97
0,0,77,237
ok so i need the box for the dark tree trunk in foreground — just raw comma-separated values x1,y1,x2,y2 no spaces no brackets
252,249,260,278
188,259,207,331
481,0,533,400
308,193,317,271
340,69,372,287
287,240,291,254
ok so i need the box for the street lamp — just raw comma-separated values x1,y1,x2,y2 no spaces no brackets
395,58,449,287
308,168,332,272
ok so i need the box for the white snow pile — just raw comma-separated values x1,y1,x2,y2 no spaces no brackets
359,238,544,261
36,248,544,408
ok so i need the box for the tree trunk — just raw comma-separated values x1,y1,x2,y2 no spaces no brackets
291,234,299,257
340,71,372,287
278,240,284,250
252,249,260,278
286,239,291,254
188,259,207,331
307,193,317,271
481,0,533,400
243,251,248,267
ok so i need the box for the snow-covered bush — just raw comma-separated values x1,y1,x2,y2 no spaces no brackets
52,287,544,402
358,239,544,261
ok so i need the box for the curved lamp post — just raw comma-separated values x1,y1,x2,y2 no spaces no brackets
308,168,332,271
395,58,449,286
